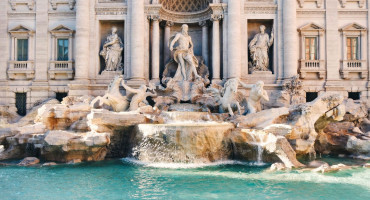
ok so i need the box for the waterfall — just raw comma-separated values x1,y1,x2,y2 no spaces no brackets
248,130,267,165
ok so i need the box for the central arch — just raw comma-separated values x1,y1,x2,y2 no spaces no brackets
160,0,211,13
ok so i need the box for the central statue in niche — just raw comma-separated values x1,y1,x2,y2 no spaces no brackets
249,25,274,72
169,24,201,81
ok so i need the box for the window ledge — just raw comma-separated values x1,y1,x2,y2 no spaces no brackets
299,59,326,79
49,60,74,80
7,61,35,80
340,60,367,79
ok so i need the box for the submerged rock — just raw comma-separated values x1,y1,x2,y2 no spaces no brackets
18,157,40,166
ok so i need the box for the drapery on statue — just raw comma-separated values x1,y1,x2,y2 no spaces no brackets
239,80,269,114
249,25,274,71
100,27,123,71
169,24,201,81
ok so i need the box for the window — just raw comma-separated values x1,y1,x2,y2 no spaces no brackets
347,37,359,60
17,39,28,61
57,39,69,61
305,37,317,60
348,92,360,100
15,93,27,116
306,92,318,102
56,92,68,102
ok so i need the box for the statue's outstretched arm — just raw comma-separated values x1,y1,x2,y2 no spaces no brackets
121,81,139,94
239,80,252,89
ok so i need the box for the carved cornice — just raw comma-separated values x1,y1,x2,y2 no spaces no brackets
98,0,126,3
7,12,36,17
338,10,368,16
9,0,35,11
244,5,277,14
297,0,323,8
339,0,365,8
50,0,76,11
145,4,162,17
297,9,326,16
95,7,127,15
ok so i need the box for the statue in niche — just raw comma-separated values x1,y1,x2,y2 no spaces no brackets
169,24,201,82
239,80,269,114
249,25,274,72
100,26,123,71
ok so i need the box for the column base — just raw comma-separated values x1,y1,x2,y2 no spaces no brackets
125,78,147,88
212,79,222,85
149,79,161,86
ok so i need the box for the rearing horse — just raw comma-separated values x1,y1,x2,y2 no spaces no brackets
218,78,243,116
90,75,129,112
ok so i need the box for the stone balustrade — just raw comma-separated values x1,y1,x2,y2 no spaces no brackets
49,60,74,80
7,60,35,80
299,60,326,79
340,60,367,79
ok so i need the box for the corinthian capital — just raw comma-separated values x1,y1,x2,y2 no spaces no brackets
211,14,223,22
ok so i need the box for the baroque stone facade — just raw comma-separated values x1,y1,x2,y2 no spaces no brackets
1,0,370,115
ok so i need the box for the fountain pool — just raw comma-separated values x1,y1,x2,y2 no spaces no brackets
0,159,369,200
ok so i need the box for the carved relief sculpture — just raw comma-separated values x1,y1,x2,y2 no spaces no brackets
249,25,274,72
169,24,201,82
100,27,124,71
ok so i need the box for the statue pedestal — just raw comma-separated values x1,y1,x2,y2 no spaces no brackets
96,70,123,85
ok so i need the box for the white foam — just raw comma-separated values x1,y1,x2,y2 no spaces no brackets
122,158,268,169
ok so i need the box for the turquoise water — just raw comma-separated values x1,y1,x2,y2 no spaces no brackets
0,159,369,200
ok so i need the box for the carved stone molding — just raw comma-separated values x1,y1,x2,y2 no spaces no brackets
199,21,209,27
297,0,323,8
160,0,211,13
9,0,35,11
244,5,277,14
50,0,76,10
98,0,126,3
95,7,128,15
339,0,365,8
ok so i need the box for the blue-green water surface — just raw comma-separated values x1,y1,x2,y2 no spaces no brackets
0,159,369,200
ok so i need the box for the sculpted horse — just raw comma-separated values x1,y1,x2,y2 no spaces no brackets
90,75,129,112
218,78,244,116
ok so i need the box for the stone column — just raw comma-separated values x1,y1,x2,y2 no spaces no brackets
163,21,174,65
74,0,90,81
211,15,222,82
130,0,145,81
283,0,298,78
227,0,242,79
199,21,209,67
151,16,161,83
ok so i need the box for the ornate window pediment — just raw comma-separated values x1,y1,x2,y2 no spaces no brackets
50,25,74,34
340,23,367,32
298,23,325,34
9,25,34,35
160,0,211,13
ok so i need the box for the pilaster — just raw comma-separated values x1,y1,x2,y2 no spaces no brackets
283,0,298,79
227,0,242,79
151,15,161,84
199,21,209,67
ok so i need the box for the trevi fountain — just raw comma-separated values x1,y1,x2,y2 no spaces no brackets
1,0,370,199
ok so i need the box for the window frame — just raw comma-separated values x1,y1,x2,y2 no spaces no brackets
304,36,318,61
57,38,69,61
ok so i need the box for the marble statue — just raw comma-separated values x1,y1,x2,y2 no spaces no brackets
100,27,124,71
249,25,274,71
169,24,201,82
121,81,157,111
218,78,244,116
239,80,269,114
90,75,129,112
